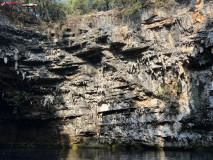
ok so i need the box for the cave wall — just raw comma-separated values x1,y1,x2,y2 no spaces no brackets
0,0,213,148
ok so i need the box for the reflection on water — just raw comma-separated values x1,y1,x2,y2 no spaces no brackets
0,147,213,160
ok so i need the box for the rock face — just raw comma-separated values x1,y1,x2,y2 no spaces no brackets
0,0,213,148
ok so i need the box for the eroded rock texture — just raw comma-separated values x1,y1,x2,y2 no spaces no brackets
0,0,213,148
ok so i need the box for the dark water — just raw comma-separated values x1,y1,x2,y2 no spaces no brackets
0,147,213,160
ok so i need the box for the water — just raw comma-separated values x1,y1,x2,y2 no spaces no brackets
0,147,213,160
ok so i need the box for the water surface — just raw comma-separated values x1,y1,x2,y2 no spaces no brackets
0,147,213,160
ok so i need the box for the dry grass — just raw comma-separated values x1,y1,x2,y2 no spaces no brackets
59,25,68,39
69,39,72,47
66,15,82,36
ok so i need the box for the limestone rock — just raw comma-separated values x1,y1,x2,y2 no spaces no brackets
0,0,213,148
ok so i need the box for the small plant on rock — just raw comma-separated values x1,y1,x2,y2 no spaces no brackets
4,92,29,115
155,81,182,101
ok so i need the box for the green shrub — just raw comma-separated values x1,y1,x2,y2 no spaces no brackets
124,0,175,16
4,92,29,115
124,1,142,16
151,0,174,8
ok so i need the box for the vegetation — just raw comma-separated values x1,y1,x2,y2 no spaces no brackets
4,92,29,115
124,1,142,16
0,0,177,21
155,82,182,101
69,0,175,16
155,85,171,101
